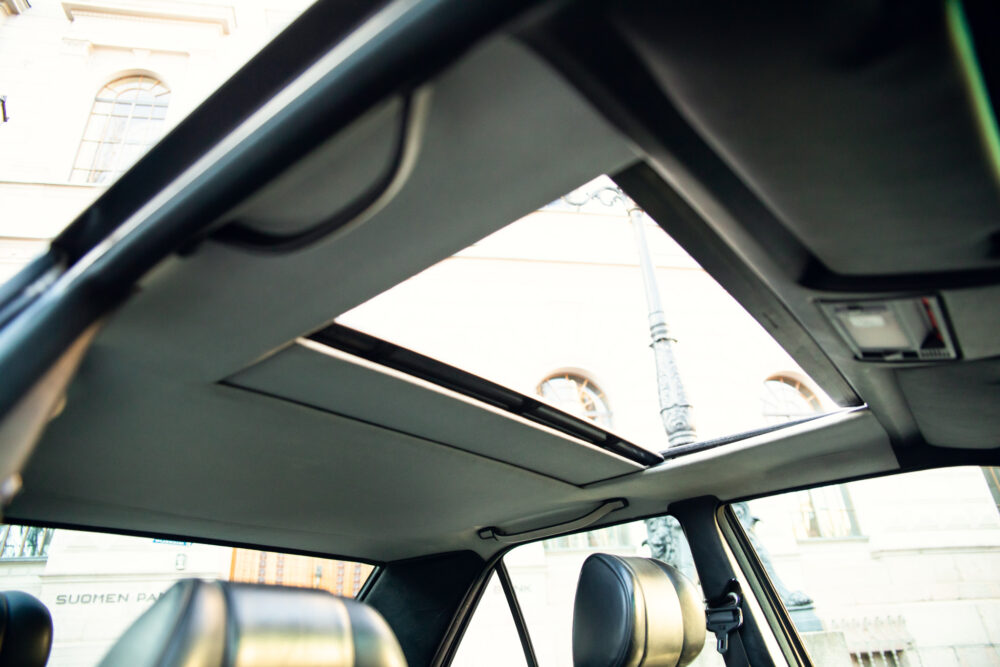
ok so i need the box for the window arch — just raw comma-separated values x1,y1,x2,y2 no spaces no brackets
536,372,612,428
70,74,171,184
760,374,822,424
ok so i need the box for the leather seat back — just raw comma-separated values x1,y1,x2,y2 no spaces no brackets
99,579,406,667
0,590,53,667
572,554,704,667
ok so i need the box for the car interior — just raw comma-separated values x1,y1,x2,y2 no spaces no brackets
0,0,998,665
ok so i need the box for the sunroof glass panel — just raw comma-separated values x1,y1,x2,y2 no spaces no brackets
337,176,834,452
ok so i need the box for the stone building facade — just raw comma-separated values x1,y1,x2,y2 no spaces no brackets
0,0,310,283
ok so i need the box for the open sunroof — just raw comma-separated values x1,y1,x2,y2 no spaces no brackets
336,176,836,454
306,323,663,466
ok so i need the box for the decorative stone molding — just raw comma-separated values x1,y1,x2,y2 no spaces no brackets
61,0,235,34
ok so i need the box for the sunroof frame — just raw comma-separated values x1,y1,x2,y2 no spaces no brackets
308,323,665,466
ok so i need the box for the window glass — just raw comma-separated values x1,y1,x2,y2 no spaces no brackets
0,525,374,666
793,485,862,540
70,75,171,185
0,524,55,559
761,375,823,424
502,518,725,667
738,467,1000,666
537,373,613,428
543,524,631,551
452,571,527,667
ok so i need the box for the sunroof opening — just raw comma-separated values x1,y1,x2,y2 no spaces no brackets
337,176,835,453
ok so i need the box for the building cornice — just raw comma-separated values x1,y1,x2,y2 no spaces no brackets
61,0,235,34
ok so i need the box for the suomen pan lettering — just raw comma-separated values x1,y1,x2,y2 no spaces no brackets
55,592,163,605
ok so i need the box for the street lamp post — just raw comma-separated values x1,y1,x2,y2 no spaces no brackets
627,191,820,628
563,185,694,569
563,185,818,629
627,201,697,446
626,199,696,574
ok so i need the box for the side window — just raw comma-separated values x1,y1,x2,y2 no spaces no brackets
0,525,374,665
793,485,862,540
452,571,528,667
502,518,725,667
737,466,1000,666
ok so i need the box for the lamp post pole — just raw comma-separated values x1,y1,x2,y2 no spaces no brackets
565,187,817,622
624,191,819,629
625,199,695,571
627,201,696,447
563,185,694,568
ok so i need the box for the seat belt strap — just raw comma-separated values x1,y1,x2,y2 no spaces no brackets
706,579,752,667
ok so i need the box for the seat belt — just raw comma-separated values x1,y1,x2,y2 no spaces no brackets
670,496,776,666
706,579,751,667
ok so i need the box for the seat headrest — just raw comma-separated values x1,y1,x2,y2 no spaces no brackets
99,579,406,667
0,590,53,667
573,554,705,667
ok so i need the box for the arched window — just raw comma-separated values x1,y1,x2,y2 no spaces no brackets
536,373,612,428
70,75,171,184
760,374,822,425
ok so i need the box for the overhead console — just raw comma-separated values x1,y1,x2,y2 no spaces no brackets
819,296,958,363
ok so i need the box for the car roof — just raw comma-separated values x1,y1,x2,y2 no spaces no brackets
1,0,998,564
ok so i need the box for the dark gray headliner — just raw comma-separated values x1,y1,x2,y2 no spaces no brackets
10,3,998,563
7,37,896,562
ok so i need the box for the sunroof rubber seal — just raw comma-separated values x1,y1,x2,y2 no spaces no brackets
308,323,664,466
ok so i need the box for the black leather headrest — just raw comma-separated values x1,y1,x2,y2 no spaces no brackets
573,554,704,667
99,579,406,667
0,590,53,667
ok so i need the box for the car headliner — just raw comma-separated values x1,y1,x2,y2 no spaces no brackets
2,0,999,565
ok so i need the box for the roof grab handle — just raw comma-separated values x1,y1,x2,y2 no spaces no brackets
478,499,628,544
